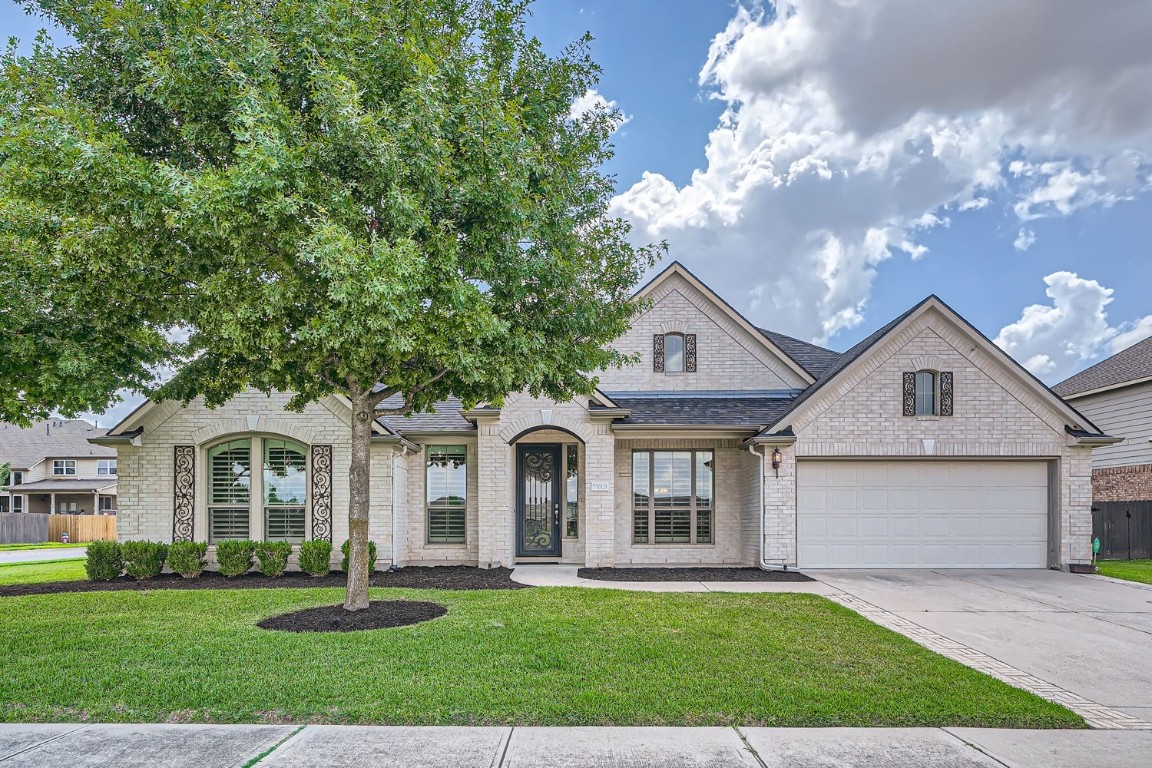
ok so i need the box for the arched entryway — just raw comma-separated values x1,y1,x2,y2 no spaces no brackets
506,426,585,561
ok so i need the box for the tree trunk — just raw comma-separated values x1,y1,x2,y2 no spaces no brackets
344,388,374,611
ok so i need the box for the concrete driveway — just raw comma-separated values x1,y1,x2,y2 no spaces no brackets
814,569,1152,725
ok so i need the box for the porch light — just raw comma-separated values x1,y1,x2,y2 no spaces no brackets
770,448,782,477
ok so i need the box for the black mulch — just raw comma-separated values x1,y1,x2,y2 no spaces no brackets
577,567,813,582
0,566,528,597
257,600,447,632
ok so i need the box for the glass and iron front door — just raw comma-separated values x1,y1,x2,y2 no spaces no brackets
516,444,562,557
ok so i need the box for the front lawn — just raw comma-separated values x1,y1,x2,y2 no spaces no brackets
0,560,86,586
1097,559,1152,585
0,587,1081,727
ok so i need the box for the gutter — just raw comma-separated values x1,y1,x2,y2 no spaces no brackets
747,443,788,572
88,428,143,448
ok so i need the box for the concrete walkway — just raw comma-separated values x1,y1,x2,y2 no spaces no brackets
0,547,86,565
510,564,837,594
0,724,1148,767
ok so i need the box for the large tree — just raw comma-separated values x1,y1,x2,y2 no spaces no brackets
0,0,660,609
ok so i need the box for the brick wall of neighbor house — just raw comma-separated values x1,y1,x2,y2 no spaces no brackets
595,273,809,393
114,391,398,567
761,309,1095,567
612,438,755,566
1093,464,1152,502
402,439,479,566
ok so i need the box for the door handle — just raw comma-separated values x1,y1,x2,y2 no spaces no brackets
553,503,560,526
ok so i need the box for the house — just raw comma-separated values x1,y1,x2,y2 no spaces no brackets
90,263,1114,570
1,419,118,515
1054,336,1152,505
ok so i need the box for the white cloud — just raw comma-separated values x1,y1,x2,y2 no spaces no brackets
570,89,631,132
1013,228,1036,252
994,272,1152,381
612,1,1152,342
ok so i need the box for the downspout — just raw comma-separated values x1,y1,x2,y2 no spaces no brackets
390,445,409,571
748,444,788,571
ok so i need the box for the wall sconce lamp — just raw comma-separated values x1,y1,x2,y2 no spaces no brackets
770,448,782,477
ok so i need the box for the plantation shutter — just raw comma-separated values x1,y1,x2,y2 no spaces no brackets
653,334,665,372
685,334,697,372
902,372,916,416
173,446,195,542
940,371,954,416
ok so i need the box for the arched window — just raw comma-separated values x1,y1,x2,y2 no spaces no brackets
914,370,937,415
665,333,685,373
208,436,308,543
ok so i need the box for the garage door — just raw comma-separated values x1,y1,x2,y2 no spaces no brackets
797,461,1049,568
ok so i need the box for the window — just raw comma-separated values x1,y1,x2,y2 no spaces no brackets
97,459,117,476
263,439,307,542
565,444,579,538
915,370,937,416
665,333,685,373
52,460,77,476
10,471,22,486
12,495,23,513
208,439,252,542
427,445,467,543
632,450,714,545
98,496,114,513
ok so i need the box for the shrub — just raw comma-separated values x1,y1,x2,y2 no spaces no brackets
85,540,122,581
120,540,169,580
256,541,293,577
340,539,378,574
168,541,208,579
215,539,256,577
298,540,332,577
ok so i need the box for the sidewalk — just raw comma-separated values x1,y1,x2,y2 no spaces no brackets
0,724,1148,767
0,547,86,565
510,564,837,593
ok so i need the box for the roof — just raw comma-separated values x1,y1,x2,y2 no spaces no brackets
8,477,118,493
0,419,114,470
608,395,795,428
756,329,841,378
1053,336,1152,398
377,395,473,433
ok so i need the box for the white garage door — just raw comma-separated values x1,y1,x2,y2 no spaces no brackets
797,461,1049,568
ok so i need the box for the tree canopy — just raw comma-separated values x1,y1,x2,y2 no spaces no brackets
0,0,660,608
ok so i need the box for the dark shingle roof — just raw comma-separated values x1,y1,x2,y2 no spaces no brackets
757,329,841,377
609,396,795,427
376,395,473,433
1053,336,1152,397
0,419,114,470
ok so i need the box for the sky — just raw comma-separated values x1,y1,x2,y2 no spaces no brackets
4,0,1152,426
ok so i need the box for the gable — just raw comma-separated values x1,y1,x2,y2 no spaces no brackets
596,271,811,392
784,306,1095,455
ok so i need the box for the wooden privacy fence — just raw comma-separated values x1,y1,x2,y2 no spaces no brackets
1093,501,1152,560
46,515,117,544
0,513,49,544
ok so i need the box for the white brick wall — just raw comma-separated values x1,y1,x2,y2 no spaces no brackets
595,273,809,392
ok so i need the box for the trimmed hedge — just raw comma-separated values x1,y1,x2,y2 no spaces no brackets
341,539,378,574
298,540,332,577
120,541,169,580
255,541,293,577
215,540,256,577
85,540,122,581
168,541,208,578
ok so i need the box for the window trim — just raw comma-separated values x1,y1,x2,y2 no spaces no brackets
632,449,715,546
52,459,77,476
426,444,468,545
97,459,117,476
564,443,579,539
11,495,23,513
10,471,22,486
204,435,310,544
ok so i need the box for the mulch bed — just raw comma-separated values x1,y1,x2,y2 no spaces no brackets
257,600,447,632
0,565,528,597
577,566,813,582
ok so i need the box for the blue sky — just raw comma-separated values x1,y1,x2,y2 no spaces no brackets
5,0,1152,425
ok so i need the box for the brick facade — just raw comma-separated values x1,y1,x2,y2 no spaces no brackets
1092,464,1152,503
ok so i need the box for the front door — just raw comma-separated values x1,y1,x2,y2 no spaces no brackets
516,444,562,557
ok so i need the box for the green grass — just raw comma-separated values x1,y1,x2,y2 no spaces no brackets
0,542,90,552
1097,559,1152,585
0,587,1081,728
0,560,87,586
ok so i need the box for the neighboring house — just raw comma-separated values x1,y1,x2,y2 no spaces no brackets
91,263,1113,570
1054,337,1152,504
1,419,118,515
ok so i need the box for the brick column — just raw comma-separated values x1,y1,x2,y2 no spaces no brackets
477,419,514,567
581,422,617,567
762,445,797,567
